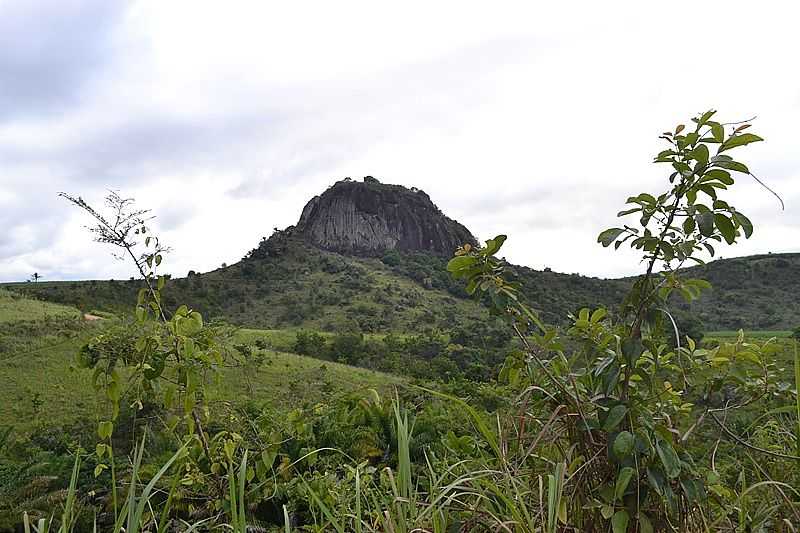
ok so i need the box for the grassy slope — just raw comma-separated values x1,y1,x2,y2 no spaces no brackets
4,242,490,332
677,253,800,330
0,289,81,323
4,247,799,332
0,290,401,435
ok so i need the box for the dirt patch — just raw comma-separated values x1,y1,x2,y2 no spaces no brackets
83,313,103,321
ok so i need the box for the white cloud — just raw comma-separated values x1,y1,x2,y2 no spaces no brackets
1,0,798,282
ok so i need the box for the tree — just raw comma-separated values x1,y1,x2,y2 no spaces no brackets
30,272,41,282
61,190,229,509
448,110,790,530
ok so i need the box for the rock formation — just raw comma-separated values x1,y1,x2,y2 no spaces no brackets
292,177,477,256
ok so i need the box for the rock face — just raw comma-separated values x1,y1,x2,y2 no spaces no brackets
293,177,477,256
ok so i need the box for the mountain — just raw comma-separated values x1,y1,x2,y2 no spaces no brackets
4,178,799,332
673,252,800,330
291,177,476,256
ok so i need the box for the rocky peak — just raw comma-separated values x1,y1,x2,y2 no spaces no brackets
293,177,477,256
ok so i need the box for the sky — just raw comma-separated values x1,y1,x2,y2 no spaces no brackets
1,1,798,282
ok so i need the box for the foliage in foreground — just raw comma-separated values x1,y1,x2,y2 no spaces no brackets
10,111,800,532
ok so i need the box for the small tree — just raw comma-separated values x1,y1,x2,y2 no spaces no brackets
448,110,791,531
61,190,233,516
30,272,41,282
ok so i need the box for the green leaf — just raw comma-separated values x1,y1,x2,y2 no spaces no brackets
622,338,643,364
720,133,763,152
604,405,628,432
714,214,736,244
446,255,475,274
590,308,607,323
483,235,507,256
732,211,753,238
98,421,114,440
697,110,716,126
638,512,654,533
659,242,674,261
710,122,724,142
655,439,681,478
703,169,733,185
682,216,695,234
613,431,635,458
617,207,641,216
598,228,625,247
611,510,629,533
714,160,749,174
615,467,635,500
690,144,709,164
647,467,666,495
695,211,714,237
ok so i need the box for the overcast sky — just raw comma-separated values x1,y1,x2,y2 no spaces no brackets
1,1,798,282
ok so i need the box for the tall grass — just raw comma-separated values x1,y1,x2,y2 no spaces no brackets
227,450,249,533
110,434,187,533
795,341,800,458
22,453,81,533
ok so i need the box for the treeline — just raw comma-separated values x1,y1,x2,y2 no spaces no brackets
289,323,511,382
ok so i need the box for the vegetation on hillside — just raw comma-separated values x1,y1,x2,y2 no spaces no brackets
1,111,798,532
8,244,799,334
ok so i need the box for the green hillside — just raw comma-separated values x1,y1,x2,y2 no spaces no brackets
0,288,81,323
0,289,408,529
5,241,489,331
7,243,799,332
0,290,402,434
674,252,800,330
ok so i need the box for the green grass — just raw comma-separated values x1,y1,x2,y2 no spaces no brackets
212,348,402,410
0,333,400,434
0,289,81,323
2,244,490,333
0,291,100,433
0,291,403,435
0,332,98,433
706,330,792,339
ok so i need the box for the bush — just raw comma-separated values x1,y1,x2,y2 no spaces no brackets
293,331,327,356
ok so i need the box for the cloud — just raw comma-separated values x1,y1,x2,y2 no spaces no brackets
0,0,124,120
0,1,798,282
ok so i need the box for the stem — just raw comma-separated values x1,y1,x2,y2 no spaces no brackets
511,324,575,405
123,244,167,323
109,439,118,521
708,411,800,461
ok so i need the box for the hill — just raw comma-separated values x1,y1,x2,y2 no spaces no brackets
0,289,402,435
0,288,81,323
670,252,800,330
4,178,798,334
293,177,477,256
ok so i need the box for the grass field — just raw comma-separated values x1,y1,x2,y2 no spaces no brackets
0,292,402,436
0,288,81,323
706,329,793,339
